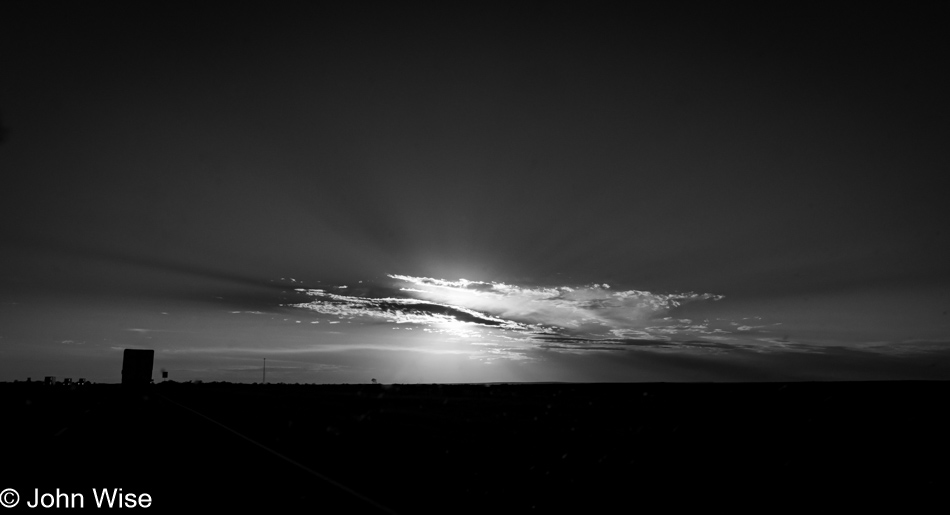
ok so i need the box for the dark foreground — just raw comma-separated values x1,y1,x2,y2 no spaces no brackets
2,381,947,512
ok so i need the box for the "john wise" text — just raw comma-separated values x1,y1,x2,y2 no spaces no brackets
26,488,151,509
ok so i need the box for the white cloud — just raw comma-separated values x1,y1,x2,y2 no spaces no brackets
283,275,734,351
387,274,724,340
289,288,549,333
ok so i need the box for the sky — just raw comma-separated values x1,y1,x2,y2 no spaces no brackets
1,4,948,383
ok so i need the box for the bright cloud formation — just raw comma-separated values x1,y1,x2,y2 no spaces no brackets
289,288,550,333
389,274,724,336
285,275,940,363
288,275,730,346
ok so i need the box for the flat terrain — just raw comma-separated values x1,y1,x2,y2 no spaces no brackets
2,381,947,512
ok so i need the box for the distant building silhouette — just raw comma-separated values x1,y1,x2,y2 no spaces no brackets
121,349,154,386
45,376,56,386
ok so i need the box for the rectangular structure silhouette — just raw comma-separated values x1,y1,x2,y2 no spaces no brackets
122,349,154,386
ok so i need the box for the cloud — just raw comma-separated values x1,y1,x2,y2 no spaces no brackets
388,274,725,339
285,275,733,354
277,274,950,369
289,288,550,333
860,339,950,356
532,336,741,354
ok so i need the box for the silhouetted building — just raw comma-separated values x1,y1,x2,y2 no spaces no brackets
45,376,56,386
121,349,154,386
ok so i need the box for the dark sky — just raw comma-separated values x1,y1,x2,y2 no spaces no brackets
2,4,948,383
